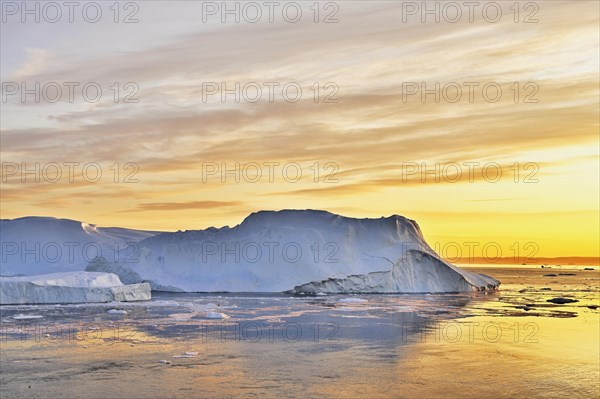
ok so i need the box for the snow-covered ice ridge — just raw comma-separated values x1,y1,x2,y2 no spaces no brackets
0,216,158,275
0,272,151,305
0,210,500,293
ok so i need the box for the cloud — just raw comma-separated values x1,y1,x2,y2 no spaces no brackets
129,200,244,212
1,0,598,255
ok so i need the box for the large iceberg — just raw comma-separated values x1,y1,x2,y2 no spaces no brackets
0,272,151,305
0,210,500,294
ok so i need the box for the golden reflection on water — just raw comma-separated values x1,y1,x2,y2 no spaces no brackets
1,267,598,399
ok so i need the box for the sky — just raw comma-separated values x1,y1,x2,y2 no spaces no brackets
1,1,599,259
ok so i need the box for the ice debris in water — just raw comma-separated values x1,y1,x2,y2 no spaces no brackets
205,311,229,319
12,314,43,319
338,298,368,303
107,309,128,315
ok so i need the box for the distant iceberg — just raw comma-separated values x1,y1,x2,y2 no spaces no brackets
0,210,500,294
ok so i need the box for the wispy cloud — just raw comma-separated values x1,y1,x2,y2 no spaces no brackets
128,201,244,212
1,1,598,255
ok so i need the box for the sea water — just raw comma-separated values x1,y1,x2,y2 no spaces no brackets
0,266,598,398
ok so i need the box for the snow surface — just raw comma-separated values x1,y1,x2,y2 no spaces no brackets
0,272,151,304
0,217,159,275
0,210,500,294
5,272,123,288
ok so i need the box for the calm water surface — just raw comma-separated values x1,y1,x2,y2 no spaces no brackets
1,266,598,399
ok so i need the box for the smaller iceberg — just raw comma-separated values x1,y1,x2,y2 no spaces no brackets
287,251,500,294
0,272,151,305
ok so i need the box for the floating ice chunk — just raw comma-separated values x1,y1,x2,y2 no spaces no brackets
168,313,196,321
107,309,127,315
173,351,199,358
159,360,171,364
12,314,43,319
338,298,368,303
205,311,229,319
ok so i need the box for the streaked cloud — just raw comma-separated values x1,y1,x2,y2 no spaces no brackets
132,201,244,211
1,1,598,255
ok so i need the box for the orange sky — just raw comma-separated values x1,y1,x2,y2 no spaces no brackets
1,1,599,258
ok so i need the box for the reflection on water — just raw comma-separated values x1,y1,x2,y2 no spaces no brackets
0,267,598,398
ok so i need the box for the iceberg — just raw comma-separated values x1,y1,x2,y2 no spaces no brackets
0,217,159,275
0,272,151,305
287,250,499,294
0,210,500,294
84,256,185,292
